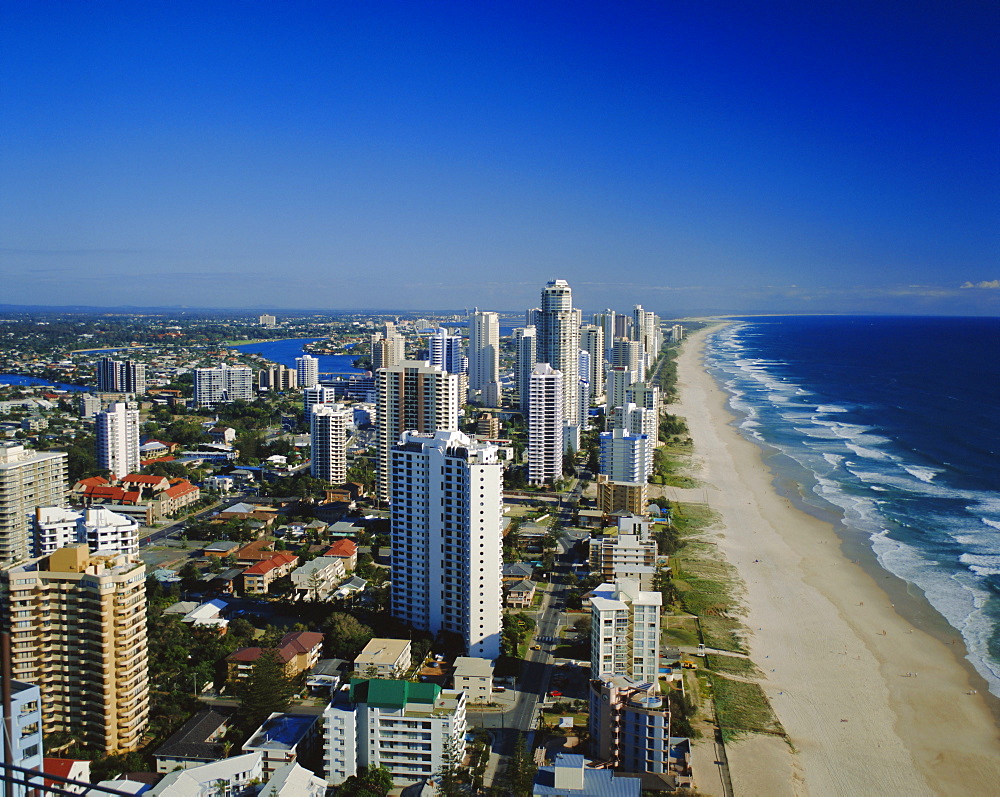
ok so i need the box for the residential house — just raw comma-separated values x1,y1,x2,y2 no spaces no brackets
354,638,411,678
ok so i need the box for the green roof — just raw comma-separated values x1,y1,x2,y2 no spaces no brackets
350,678,441,709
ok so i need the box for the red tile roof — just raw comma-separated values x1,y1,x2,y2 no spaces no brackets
326,539,358,557
165,481,198,499
280,631,324,654
121,474,168,485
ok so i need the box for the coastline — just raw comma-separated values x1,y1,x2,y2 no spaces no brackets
672,325,1000,796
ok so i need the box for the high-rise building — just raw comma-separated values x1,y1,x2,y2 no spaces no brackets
580,324,605,397
589,577,661,682
96,402,140,480
528,364,563,486
633,305,662,360
259,364,298,391
371,322,406,371
1,546,148,753
1,680,44,792
599,427,650,484
594,310,617,362
468,310,500,397
390,430,502,660
427,328,465,375
78,392,102,418
376,361,459,500
303,385,339,417
535,280,581,427
611,338,642,374
605,365,636,414
194,365,254,407
296,355,320,389
96,357,146,396
258,314,277,327
0,443,67,565
310,404,350,485
324,680,467,787
514,326,537,414
589,676,679,778
578,349,592,428
595,474,647,516
608,402,655,481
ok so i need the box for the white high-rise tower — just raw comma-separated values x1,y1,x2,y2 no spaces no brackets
528,363,563,486
514,326,537,414
296,354,320,389
96,402,139,479
390,430,503,659
468,310,500,398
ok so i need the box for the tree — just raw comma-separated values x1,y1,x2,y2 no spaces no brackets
502,732,537,796
335,764,393,797
435,735,467,796
322,612,374,660
236,649,296,732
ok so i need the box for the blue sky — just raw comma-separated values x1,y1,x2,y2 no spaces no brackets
1,1,997,315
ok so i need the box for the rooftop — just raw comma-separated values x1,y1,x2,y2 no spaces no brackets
244,713,318,752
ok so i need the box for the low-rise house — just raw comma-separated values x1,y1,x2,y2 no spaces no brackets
324,538,358,572
291,556,346,600
502,561,535,583
226,631,324,684
242,551,299,594
153,708,232,773
506,578,537,608
157,479,200,515
202,540,240,558
532,752,640,796
452,657,494,704
354,638,411,678
333,575,367,599
120,474,171,497
242,713,322,780
263,762,327,796
148,751,263,796
43,758,91,794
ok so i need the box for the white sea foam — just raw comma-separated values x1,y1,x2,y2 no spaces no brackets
902,465,943,483
845,443,895,461
816,404,849,413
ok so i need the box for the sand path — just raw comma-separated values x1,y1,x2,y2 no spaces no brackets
669,326,1000,796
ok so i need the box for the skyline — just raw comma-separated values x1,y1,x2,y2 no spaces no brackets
2,1,998,315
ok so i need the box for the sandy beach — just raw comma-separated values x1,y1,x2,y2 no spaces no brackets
670,325,1000,796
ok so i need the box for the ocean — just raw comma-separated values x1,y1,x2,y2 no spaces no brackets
703,316,1000,697
229,338,366,376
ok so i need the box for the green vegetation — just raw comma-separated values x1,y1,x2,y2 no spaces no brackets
705,653,762,679
700,616,748,655
333,764,393,796
708,674,784,742
235,649,299,734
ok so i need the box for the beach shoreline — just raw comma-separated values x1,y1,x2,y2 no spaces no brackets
672,324,1000,796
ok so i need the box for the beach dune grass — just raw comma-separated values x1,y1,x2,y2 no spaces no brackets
709,674,785,742
700,616,748,654
705,653,762,678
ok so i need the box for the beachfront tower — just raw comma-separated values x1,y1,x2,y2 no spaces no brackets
0,443,67,564
589,577,661,682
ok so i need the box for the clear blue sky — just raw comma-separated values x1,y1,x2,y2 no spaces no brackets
2,1,997,315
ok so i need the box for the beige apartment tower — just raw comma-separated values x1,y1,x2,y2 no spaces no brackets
0,443,67,564
376,360,459,500
1,545,148,753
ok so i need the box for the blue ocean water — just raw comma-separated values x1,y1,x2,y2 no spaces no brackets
229,338,366,376
704,316,1000,696
0,374,90,391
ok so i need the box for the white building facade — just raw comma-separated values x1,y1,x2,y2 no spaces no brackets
96,402,140,479
193,365,254,407
589,578,661,683
296,355,320,389
527,364,563,486
390,430,502,660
